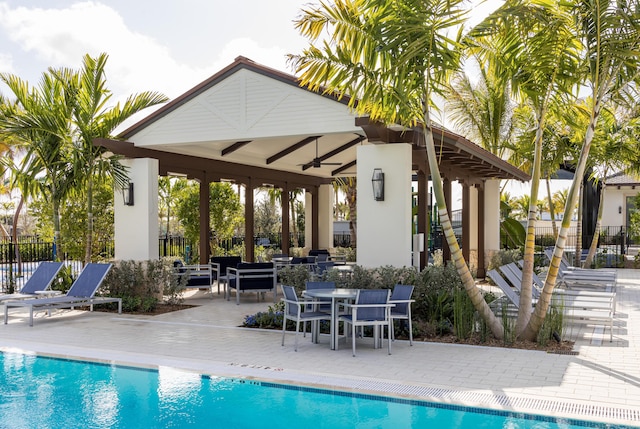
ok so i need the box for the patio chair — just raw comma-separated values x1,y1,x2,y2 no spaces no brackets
389,284,415,346
281,285,332,352
304,281,336,312
210,256,242,295
0,261,64,302
338,289,393,357
226,262,277,304
3,263,120,326
313,261,334,280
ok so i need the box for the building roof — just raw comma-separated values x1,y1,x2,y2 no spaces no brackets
98,56,529,186
606,172,640,186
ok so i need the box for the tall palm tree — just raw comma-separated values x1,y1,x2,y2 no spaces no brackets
62,53,168,263
0,70,78,261
523,0,640,340
289,0,508,338
470,0,582,335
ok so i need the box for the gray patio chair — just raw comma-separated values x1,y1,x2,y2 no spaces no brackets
389,284,415,346
281,285,332,352
338,289,393,357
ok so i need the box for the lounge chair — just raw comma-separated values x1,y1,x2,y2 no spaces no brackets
3,263,120,326
338,289,394,357
281,285,332,351
0,262,64,302
488,268,614,341
226,262,277,305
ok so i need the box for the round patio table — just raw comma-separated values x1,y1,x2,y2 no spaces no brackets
303,288,358,350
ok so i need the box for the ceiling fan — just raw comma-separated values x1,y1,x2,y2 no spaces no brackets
300,138,342,168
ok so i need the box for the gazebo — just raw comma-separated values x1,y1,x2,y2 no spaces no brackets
97,56,529,275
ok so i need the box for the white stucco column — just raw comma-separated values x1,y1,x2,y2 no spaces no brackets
115,158,159,261
484,180,501,259
318,184,334,250
357,144,412,268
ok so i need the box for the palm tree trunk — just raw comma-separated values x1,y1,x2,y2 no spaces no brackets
347,185,357,248
422,102,504,339
546,177,558,237
522,101,602,341
516,118,544,335
11,197,23,276
574,181,583,267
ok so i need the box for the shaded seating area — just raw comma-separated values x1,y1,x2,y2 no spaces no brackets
226,262,277,305
3,263,120,326
0,262,64,302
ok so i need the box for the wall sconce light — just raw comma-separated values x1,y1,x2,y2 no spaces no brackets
371,168,385,201
619,206,622,214
122,182,134,206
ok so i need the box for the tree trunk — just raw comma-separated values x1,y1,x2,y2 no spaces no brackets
422,103,504,339
574,181,583,267
347,185,357,248
546,177,558,237
522,101,602,341
12,197,23,276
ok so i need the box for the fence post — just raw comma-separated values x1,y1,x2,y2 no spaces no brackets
620,226,625,255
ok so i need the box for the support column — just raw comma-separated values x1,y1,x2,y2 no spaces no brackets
115,158,159,261
484,179,501,268
477,183,486,278
199,175,210,264
281,184,290,254
462,182,470,264
442,178,452,263
357,144,412,268
318,184,334,250
418,169,429,270
311,188,319,250
244,181,255,262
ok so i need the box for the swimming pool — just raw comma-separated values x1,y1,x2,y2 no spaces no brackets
0,352,634,429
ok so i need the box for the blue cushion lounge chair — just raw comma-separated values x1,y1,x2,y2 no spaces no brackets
338,289,394,357
281,285,332,351
210,256,242,295
226,262,277,305
3,263,120,326
0,261,64,302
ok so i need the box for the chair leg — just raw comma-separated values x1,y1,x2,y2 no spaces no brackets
352,323,357,357
294,319,300,352
282,317,287,346
387,321,392,355
408,313,413,346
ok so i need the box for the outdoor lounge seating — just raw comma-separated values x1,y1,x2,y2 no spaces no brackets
338,289,394,357
173,260,213,292
3,263,120,326
226,262,277,305
0,261,64,302
281,285,332,351
488,267,614,341
210,256,242,295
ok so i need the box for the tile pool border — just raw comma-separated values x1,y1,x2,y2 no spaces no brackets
2,347,639,429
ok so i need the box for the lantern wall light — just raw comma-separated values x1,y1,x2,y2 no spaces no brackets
123,182,134,206
371,168,384,201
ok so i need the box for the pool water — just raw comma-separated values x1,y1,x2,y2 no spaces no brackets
0,352,632,429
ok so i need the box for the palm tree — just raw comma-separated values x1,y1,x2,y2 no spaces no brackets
523,0,640,341
470,0,582,335
0,70,78,261
159,176,188,237
445,58,518,158
63,53,167,263
289,0,508,338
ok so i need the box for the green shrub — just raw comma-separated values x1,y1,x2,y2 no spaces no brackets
101,259,184,312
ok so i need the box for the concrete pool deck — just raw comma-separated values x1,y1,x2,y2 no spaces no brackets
2,269,640,426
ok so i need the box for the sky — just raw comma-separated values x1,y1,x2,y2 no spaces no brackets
0,0,567,202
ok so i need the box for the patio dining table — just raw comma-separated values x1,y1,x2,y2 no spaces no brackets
302,288,358,350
